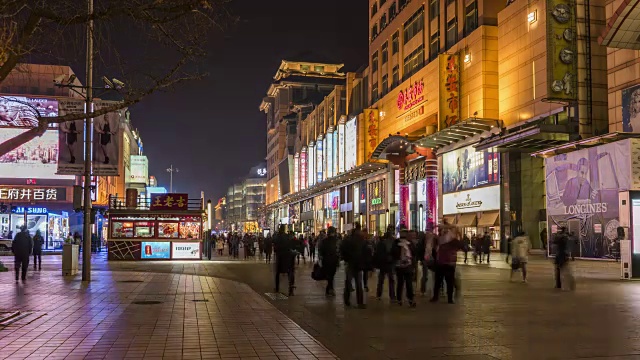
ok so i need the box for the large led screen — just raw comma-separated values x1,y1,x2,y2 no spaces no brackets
0,128,74,179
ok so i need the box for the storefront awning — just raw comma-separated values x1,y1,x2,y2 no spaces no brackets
599,0,640,50
414,118,502,150
457,213,477,227
442,215,457,226
477,211,499,227
531,132,640,158
475,108,573,152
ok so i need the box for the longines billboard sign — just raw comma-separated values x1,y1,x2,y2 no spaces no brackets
442,186,500,215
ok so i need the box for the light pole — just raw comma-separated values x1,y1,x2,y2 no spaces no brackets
167,165,179,192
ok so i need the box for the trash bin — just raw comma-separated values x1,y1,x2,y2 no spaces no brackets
62,244,79,276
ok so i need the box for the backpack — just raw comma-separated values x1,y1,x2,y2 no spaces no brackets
397,240,413,268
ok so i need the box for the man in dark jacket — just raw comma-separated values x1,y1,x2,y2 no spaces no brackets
273,225,295,296
264,235,273,264
12,226,33,282
391,228,417,307
32,230,44,270
319,226,340,296
340,222,366,308
554,228,570,289
374,225,396,301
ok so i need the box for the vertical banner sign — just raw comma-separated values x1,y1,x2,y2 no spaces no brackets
308,144,315,187
323,135,329,181
546,0,577,101
57,99,86,175
399,184,410,228
338,123,345,173
294,153,300,192
439,53,460,130
300,150,307,190
364,109,379,161
93,105,121,176
326,132,334,179
345,118,358,170
426,177,438,231
316,137,323,184
333,128,338,176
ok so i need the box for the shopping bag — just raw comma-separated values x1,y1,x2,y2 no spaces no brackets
311,263,326,281
511,257,521,270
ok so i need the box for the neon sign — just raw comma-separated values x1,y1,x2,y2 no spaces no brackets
397,80,425,111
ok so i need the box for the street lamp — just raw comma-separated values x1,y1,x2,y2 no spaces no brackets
166,165,179,192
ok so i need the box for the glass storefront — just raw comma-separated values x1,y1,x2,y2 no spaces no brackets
0,210,70,250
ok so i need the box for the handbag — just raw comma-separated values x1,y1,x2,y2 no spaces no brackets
311,262,326,281
511,257,521,270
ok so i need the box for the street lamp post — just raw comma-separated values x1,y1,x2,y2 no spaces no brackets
82,0,95,282
167,165,179,192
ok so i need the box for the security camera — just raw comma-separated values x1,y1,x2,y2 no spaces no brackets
102,76,114,89
53,75,66,84
67,74,77,84
112,78,125,90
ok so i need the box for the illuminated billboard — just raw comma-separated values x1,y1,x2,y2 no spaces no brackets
442,145,499,194
129,155,149,184
345,117,357,171
0,128,74,180
0,96,58,127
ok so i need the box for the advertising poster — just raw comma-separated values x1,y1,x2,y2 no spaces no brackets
338,123,345,173
345,117,357,170
326,132,334,179
300,150,307,190
442,145,499,194
93,108,121,176
546,0,577,101
439,53,460,129
308,144,315,187
0,129,73,180
622,83,640,132
333,128,338,176
294,153,299,192
316,138,323,184
363,109,379,161
129,155,148,184
443,185,500,215
172,242,200,259
399,185,409,228
545,140,631,259
0,96,58,127
426,177,438,230
179,221,201,239
158,222,179,238
141,242,170,259
57,99,86,175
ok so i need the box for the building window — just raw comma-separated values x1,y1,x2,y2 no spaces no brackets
371,24,379,41
372,82,379,103
389,1,398,19
381,74,389,95
465,1,478,36
371,1,378,17
300,64,310,71
382,42,389,64
429,32,440,61
403,7,424,43
372,51,379,73
380,13,387,29
403,45,424,80
392,31,399,54
380,0,386,5
429,0,439,19
314,65,325,72
446,18,457,50
399,0,409,9
392,65,399,87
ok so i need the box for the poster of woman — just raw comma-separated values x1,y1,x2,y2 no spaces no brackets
92,110,120,176
622,84,640,132
57,99,86,175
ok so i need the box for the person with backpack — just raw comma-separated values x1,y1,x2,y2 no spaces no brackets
391,227,417,307
374,225,396,302
340,222,367,308
431,224,462,304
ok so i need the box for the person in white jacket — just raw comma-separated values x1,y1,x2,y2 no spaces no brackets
510,232,531,282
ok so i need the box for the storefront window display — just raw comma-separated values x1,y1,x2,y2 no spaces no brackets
368,178,388,235
1,209,68,250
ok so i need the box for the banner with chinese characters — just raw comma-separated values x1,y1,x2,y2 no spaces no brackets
364,109,379,161
546,0,577,101
150,193,189,210
439,53,460,130
0,187,66,202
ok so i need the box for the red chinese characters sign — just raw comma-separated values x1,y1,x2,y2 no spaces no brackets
397,80,425,111
150,193,189,210
439,53,460,130
364,109,379,161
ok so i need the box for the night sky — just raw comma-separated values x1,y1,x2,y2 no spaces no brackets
131,0,368,201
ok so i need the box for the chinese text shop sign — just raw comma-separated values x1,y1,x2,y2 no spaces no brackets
364,109,379,161
172,242,200,259
439,53,460,129
150,193,188,210
141,242,170,259
0,187,65,202
442,145,500,194
545,140,630,259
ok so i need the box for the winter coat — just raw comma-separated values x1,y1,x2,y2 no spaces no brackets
511,236,531,262
319,235,339,271
12,231,33,258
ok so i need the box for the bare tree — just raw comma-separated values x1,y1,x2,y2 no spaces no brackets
0,0,234,156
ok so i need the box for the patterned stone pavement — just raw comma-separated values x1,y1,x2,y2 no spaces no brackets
0,253,638,360
0,261,336,360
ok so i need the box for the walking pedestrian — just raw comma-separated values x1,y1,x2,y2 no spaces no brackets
554,227,574,290
540,227,548,258
217,237,224,256
12,226,32,282
569,231,579,260
274,225,295,296
362,228,374,292
392,228,417,307
319,226,339,297
374,224,396,302
431,223,462,304
462,234,470,264
482,232,491,264
505,235,513,264
32,230,44,270
309,234,317,262
340,222,367,308
264,234,273,264
510,232,531,282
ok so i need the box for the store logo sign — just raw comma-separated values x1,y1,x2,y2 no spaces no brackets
397,80,425,111
11,207,48,214
371,198,382,205
0,188,59,201
456,194,483,210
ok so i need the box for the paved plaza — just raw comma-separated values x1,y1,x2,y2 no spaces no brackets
0,253,638,359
